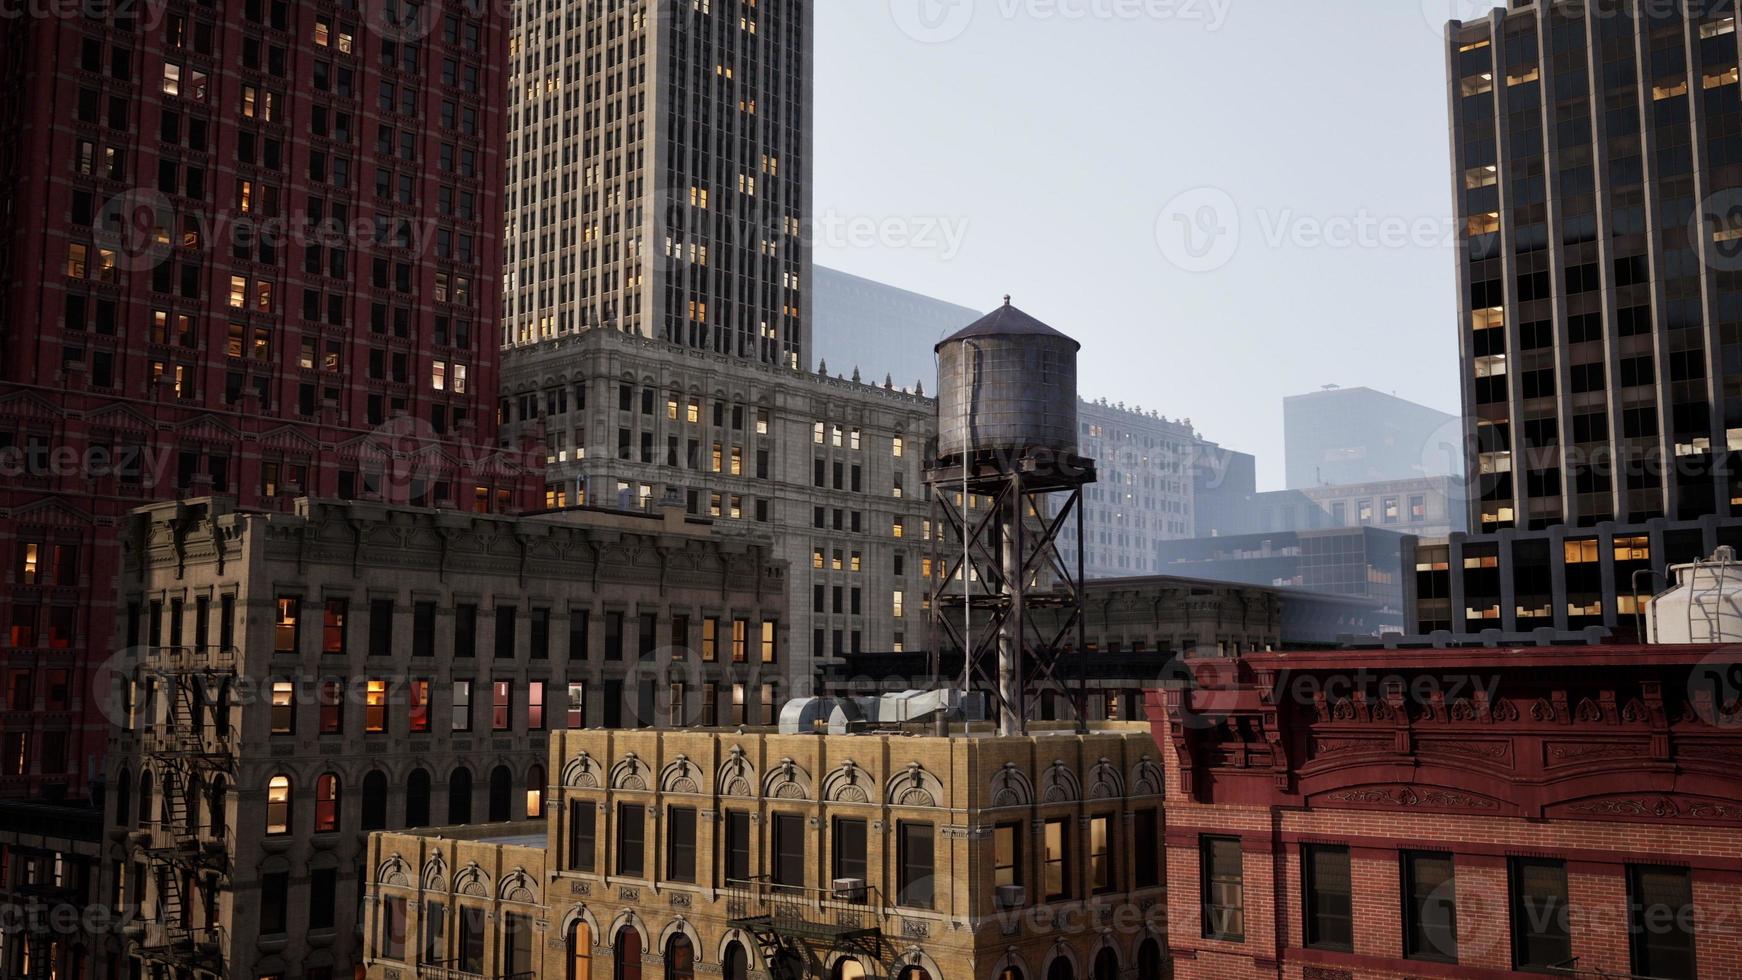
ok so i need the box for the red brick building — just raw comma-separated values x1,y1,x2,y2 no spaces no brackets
0,0,533,805
1149,645,1742,980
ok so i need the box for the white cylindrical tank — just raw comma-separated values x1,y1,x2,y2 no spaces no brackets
1646,547,1742,643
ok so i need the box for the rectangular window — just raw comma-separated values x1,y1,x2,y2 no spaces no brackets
459,907,485,974
365,679,388,733
492,680,511,731
1509,858,1571,970
731,619,749,662
494,603,516,658
274,597,300,653
502,913,532,979
321,598,348,656
605,612,623,660
760,620,777,662
412,601,435,658
261,871,288,934
771,812,804,891
833,817,868,884
1089,814,1113,893
568,609,589,660
318,680,343,734
421,901,446,964
528,681,545,730
454,604,477,657
1044,818,1070,900
566,681,585,729
270,681,295,734
380,895,407,960
1403,851,1458,962
897,822,935,909
701,618,718,661
368,599,392,656
995,822,1022,889
667,806,697,883
1201,836,1245,942
408,679,430,733
616,804,645,877
451,680,471,731
568,800,596,873
1629,865,1696,979
1134,809,1161,889
1303,844,1353,951
725,810,752,885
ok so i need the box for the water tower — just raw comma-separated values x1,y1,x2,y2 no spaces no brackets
927,299,1097,735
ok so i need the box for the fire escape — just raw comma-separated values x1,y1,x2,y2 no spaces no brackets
128,643,236,979
724,879,882,980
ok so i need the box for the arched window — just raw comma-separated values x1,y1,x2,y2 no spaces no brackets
567,921,592,980
1094,949,1118,980
897,968,933,980
266,775,292,834
362,770,389,831
448,767,472,824
406,769,431,828
721,942,748,980
1138,939,1163,975
525,764,545,819
996,968,1025,980
137,772,153,829
488,765,512,822
833,960,866,980
314,773,341,833
113,767,131,828
664,935,693,980
613,926,641,980
1047,959,1073,980
207,776,227,838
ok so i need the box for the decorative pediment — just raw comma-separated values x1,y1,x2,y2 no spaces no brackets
659,756,701,795
885,762,943,808
171,413,242,444
454,863,490,898
822,761,871,804
377,854,412,889
609,753,648,792
499,869,538,904
1086,757,1126,801
254,423,324,454
80,400,154,433
562,751,601,788
989,763,1034,807
717,747,756,798
8,496,95,528
1129,756,1164,798
762,758,812,801
421,853,447,892
1040,760,1080,804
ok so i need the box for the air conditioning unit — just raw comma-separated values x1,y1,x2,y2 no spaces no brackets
994,885,1026,909
832,877,867,902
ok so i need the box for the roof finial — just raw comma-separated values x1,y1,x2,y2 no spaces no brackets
1003,294,1011,307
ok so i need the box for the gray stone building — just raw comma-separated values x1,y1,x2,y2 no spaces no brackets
97,495,787,980
1055,398,1202,578
501,0,814,372
500,327,937,680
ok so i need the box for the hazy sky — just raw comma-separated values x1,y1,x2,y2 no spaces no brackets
813,0,1500,489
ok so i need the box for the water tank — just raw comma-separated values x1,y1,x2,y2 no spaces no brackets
935,300,1080,459
1646,547,1742,643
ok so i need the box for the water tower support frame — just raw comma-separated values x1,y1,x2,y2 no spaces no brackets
926,449,1096,734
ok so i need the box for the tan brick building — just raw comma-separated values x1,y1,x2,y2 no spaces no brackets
362,724,1169,980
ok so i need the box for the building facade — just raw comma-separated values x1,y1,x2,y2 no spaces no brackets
1157,526,1409,621
1056,398,1201,578
98,495,787,980
0,0,525,811
1449,0,1741,531
361,724,1169,980
501,0,813,371
1283,386,1460,491
1150,644,1742,980
499,326,936,682
810,266,982,393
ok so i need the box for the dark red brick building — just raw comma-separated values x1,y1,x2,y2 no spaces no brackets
1149,644,1742,980
0,0,532,807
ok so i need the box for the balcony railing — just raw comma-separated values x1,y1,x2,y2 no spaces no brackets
414,960,527,980
723,876,881,943
1549,959,1667,980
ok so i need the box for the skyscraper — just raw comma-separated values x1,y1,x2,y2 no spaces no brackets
502,1,813,369
1283,386,1459,490
1410,0,1742,636
811,265,982,391
1452,0,1738,532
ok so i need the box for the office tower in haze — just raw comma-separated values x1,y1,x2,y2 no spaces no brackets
502,1,813,369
